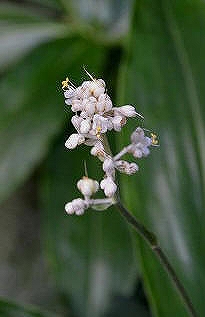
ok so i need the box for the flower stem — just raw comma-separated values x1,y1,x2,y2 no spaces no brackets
101,134,197,316
116,199,198,317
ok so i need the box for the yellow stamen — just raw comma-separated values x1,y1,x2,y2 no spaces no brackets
151,133,158,145
96,126,101,138
62,77,69,89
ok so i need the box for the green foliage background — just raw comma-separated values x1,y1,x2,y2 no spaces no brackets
0,0,204,316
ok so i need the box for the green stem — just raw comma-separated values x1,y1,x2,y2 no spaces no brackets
116,199,198,317
101,134,197,316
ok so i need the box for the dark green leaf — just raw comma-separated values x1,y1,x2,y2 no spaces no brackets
117,0,205,316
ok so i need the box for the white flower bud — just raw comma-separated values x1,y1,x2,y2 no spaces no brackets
71,115,83,131
71,99,83,112
93,87,105,98
90,141,106,160
84,97,97,115
111,115,125,131
114,105,137,117
98,79,105,87
77,177,99,197
103,158,114,175
130,127,145,143
96,94,112,113
80,119,91,134
115,160,139,175
100,176,117,197
132,146,150,158
128,162,139,174
129,127,152,158
65,133,85,149
64,87,75,99
65,202,74,214
89,80,105,98
65,198,87,215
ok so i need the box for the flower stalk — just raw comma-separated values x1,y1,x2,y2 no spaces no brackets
62,70,197,317
115,199,197,317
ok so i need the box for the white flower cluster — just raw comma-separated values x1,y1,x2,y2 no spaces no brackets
62,73,158,215
63,75,142,150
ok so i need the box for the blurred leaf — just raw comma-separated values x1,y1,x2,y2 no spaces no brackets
0,3,54,23
0,23,68,70
67,0,133,38
0,297,58,317
41,137,137,317
16,0,63,11
0,36,106,204
117,0,205,316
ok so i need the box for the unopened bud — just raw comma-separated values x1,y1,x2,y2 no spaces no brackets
77,176,99,197
115,160,139,175
65,133,85,149
100,176,117,197
65,198,87,215
103,158,114,175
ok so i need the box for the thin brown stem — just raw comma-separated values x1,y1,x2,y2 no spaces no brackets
116,200,198,317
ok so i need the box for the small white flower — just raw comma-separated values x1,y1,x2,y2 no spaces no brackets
65,198,87,215
64,86,77,105
113,105,137,117
71,115,83,131
64,87,75,97
129,127,152,158
90,141,107,160
100,176,117,197
103,157,114,175
89,80,105,98
71,99,83,112
65,202,74,214
128,162,139,174
65,133,85,149
77,176,99,198
83,97,97,116
111,115,125,131
115,160,139,175
79,119,91,134
92,114,109,135
96,93,113,113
